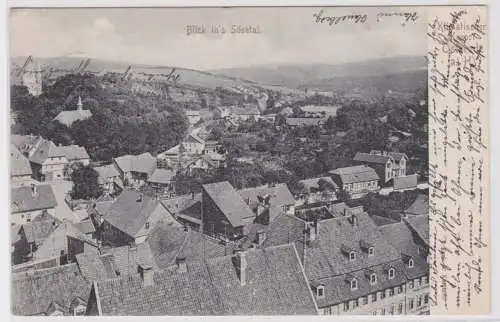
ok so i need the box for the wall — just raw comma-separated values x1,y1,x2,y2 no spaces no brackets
134,202,181,241
11,208,56,225
202,189,242,240
11,175,33,187
100,221,135,247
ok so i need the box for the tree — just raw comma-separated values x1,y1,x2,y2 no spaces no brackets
70,163,103,200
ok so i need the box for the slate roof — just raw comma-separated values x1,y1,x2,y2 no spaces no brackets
114,152,156,174
354,152,393,165
93,244,317,315
10,144,32,177
11,263,91,316
404,194,429,216
29,139,66,165
302,212,401,281
54,109,92,127
405,215,430,246
329,165,380,184
56,144,89,161
11,184,58,213
103,190,162,238
202,181,255,228
148,168,175,184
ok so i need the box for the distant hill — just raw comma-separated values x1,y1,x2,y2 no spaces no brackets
209,56,427,89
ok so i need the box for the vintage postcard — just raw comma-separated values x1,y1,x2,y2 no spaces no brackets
8,5,490,317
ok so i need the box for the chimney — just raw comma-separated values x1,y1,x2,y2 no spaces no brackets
176,256,187,273
31,184,37,196
138,264,154,287
232,249,247,286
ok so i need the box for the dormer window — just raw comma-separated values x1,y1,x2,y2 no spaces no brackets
368,247,374,256
350,278,358,290
388,267,395,279
408,258,414,268
349,251,356,261
370,273,377,285
317,285,325,299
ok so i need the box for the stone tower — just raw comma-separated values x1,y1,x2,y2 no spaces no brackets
22,60,43,96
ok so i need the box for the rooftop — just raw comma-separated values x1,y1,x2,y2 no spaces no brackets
404,194,429,216
53,109,92,127
354,152,393,165
10,144,32,177
148,168,175,185
329,165,380,184
28,139,66,165
92,244,317,315
11,184,58,213
114,152,156,175
94,164,120,184
56,145,89,161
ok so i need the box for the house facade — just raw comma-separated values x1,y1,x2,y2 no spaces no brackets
28,139,69,182
353,151,408,184
297,177,338,205
94,164,122,196
113,152,157,188
329,165,380,199
11,184,58,225
11,144,33,187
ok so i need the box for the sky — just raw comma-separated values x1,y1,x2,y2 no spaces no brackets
10,7,427,70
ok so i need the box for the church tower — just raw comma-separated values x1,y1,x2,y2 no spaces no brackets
77,96,83,111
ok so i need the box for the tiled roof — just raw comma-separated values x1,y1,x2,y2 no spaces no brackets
405,215,429,246
94,164,120,185
56,144,89,161
93,244,317,315
21,212,62,244
104,243,158,275
202,181,255,228
11,184,58,213
238,183,295,222
147,221,235,269
29,139,66,165
161,193,202,220
75,253,120,282
329,165,379,184
354,152,392,165
303,212,401,281
148,169,175,184
114,152,156,175
404,194,429,216
73,219,96,235
53,109,92,127
370,214,399,226
262,214,308,261
11,263,91,316
103,190,162,238
34,221,98,262
298,177,338,192
10,144,32,177
394,174,418,190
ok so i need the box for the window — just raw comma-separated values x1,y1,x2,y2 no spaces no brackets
349,252,356,261
408,258,414,268
323,306,332,315
409,280,414,289
415,278,421,287
353,299,359,308
371,293,377,302
417,296,422,307
422,276,428,284
398,302,403,314
409,299,414,309
396,286,402,294
372,311,377,316
388,267,395,279
370,273,377,285
368,247,374,256
380,291,386,299
361,297,367,305
424,294,429,304
351,278,358,290
317,286,325,299
389,288,394,297
389,306,394,315
343,302,349,312
381,308,386,315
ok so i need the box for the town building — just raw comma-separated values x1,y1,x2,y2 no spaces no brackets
10,144,33,186
286,117,327,128
201,181,256,241
113,152,157,187
100,189,180,247
329,165,380,199
57,144,90,166
28,139,68,181
53,96,93,127
94,164,122,196
162,192,202,230
227,105,261,122
11,184,58,224
147,168,175,198
299,105,341,118
11,263,91,316
238,183,296,222
353,151,408,184
86,244,318,315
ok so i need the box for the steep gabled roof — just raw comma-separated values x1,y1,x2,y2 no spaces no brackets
11,184,58,213
404,194,429,216
11,263,91,316
56,145,89,161
148,168,175,184
53,109,92,127
202,181,255,228
354,152,393,165
329,165,379,184
405,214,429,246
93,244,317,315
29,139,66,165
103,190,162,238
10,144,32,177
21,213,62,244
238,183,295,222
114,153,156,174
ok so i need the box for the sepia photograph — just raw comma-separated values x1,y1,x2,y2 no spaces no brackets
9,6,439,316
